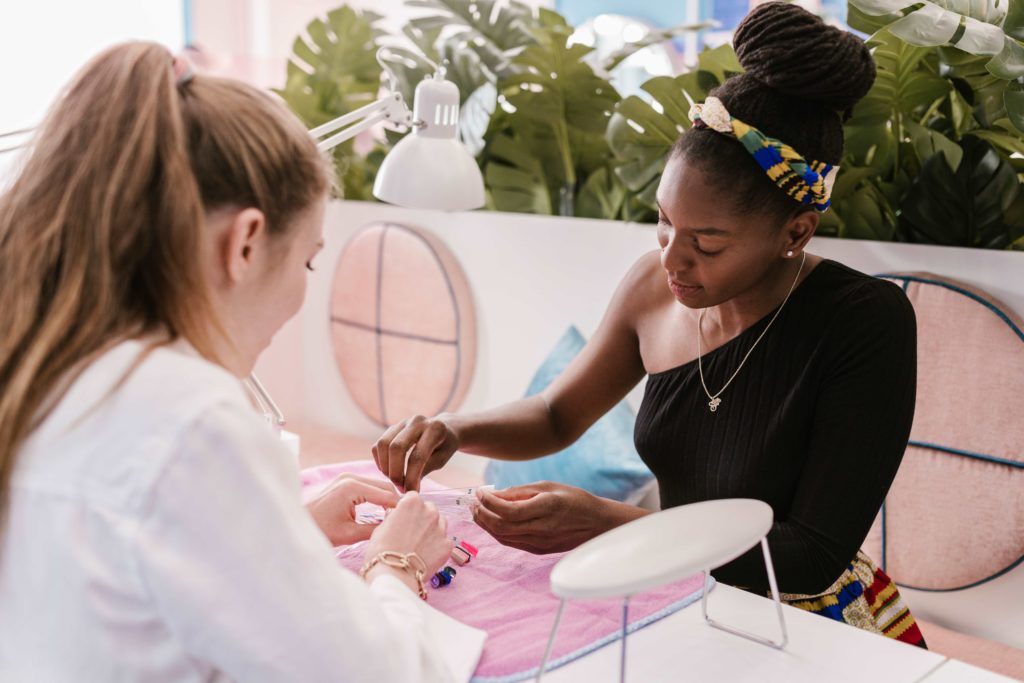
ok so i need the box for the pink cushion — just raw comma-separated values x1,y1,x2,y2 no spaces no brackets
863,274,1024,590
919,619,1024,680
329,222,476,427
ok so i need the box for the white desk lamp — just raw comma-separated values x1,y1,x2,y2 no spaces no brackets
0,52,486,438
536,498,788,682
244,53,485,434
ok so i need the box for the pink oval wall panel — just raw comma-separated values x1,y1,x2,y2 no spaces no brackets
330,222,477,427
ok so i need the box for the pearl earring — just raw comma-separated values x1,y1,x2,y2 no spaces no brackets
786,250,794,257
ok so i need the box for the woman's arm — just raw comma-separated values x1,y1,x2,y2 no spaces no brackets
714,280,917,594
374,252,659,491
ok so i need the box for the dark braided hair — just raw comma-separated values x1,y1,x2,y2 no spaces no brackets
671,2,876,224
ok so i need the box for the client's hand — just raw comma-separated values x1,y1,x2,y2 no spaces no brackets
474,481,647,554
372,414,460,492
306,473,400,546
363,492,453,593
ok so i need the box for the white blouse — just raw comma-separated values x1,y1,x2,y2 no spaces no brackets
0,340,485,682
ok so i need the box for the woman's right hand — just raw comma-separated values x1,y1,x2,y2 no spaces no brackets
372,414,460,491
363,492,452,592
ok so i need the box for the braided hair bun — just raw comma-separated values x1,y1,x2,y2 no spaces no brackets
733,2,875,115
669,2,876,222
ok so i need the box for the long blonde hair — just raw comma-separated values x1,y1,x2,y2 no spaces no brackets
0,42,331,522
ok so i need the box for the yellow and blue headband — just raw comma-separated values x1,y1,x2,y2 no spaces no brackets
688,97,839,212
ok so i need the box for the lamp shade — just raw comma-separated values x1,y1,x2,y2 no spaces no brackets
372,74,485,211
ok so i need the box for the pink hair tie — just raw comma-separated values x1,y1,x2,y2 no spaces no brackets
171,55,194,87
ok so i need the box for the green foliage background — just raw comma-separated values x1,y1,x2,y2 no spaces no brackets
278,1,1024,250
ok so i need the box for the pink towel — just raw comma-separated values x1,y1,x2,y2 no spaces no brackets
302,462,710,682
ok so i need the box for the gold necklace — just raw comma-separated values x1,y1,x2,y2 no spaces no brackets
697,251,806,413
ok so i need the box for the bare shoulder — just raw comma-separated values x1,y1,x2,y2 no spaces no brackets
609,249,674,326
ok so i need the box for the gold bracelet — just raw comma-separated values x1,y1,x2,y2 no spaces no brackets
359,551,429,601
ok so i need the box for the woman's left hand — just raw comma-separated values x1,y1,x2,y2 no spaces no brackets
306,473,400,546
473,481,644,554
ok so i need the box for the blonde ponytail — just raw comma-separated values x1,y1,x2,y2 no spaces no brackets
0,42,331,528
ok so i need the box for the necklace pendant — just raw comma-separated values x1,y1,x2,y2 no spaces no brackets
709,397,722,413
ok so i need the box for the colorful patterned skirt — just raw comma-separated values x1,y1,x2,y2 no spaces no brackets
779,551,927,648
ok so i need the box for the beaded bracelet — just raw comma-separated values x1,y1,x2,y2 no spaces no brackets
359,551,429,601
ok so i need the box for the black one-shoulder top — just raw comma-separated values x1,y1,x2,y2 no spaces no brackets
634,260,917,594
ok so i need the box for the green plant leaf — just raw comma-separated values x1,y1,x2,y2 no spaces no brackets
849,0,1010,56
969,118,1024,158
830,166,878,203
850,29,950,126
904,120,964,170
606,45,741,213
986,37,1024,79
1005,192,1024,239
898,136,1021,248
405,0,537,78
946,59,1008,127
833,182,898,241
494,18,620,207
886,3,959,47
576,166,627,219
848,4,903,34
844,123,897,171
1004,79,1024,133
277,6,390,200
484,132,552,214
1007,0,1024,42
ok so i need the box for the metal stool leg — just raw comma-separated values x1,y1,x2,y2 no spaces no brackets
535,598,566,682
619,596,630,683
702,537,789,649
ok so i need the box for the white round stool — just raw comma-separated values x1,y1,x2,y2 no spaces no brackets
536,498,788,682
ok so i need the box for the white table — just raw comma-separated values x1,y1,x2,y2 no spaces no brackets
919,659,1020,682
541,583,946,682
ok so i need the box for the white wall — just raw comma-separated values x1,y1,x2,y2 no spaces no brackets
0,2,184,132
0,1,184,185
255,201,1024,458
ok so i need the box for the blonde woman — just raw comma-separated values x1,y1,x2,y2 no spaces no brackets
0,44,483,681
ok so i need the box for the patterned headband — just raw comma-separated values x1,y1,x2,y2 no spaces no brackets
688,97,839,212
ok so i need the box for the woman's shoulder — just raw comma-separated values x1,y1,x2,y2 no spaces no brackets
810,260,914,314
805,259,916,338
612,249,675,318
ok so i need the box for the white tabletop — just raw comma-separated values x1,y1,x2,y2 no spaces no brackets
540,583,946,682
918,659,1020,682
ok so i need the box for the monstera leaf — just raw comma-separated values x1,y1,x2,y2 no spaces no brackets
849,30,951,127
279,6,387,124
405,0,536,79
277,6,389,200
898,136,1021,248
849,0,1024,113
824,180,899,241
484,131,552,214
606,44,742,215
485,10,621,216
381,0,548,159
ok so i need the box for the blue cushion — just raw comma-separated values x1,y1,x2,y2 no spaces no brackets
484,326,655,502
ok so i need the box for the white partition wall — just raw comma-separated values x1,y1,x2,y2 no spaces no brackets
256,200,1024,450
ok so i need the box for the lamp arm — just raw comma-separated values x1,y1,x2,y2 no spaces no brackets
317,109,389,152
309,92,411,151
244,374,286,429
